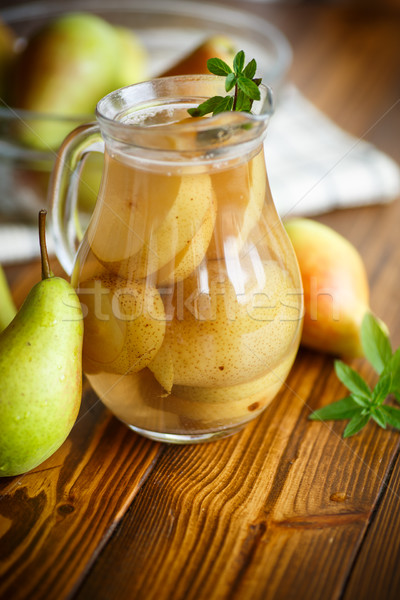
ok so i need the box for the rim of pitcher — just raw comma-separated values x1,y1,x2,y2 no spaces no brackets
95,74,274,136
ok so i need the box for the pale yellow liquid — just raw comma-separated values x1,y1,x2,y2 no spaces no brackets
72,144,303,438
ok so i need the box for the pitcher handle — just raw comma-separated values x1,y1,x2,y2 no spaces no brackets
49,123,104,276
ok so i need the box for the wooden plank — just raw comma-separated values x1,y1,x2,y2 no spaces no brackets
0,380,163,600
343,452,400,600
339,201,400,600
73,350,400,600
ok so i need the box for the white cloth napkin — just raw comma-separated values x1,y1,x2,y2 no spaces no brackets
1,84,399,264
265,85,400,217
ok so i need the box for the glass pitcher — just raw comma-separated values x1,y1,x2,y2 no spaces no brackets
50,75,303,444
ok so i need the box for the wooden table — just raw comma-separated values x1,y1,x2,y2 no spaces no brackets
1,2,400,599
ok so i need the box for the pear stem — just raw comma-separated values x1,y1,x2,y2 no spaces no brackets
39,209,54,280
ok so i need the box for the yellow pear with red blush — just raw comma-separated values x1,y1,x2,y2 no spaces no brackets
284,218,371,358
161,35,236,76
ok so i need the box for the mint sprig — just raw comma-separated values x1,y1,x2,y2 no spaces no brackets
187,50,261,118
309,313,400,437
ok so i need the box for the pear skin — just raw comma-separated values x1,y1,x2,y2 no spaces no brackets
168,351,297,423
0,265,17,332
284,218,370,358
114,26,148,88
78,273,166,376
155,199,216,286
88,155,215,279
206,147,267,260
93,355,295,431
161,35,236,76
74,27,148,214
0,211,83,477
11,13,120,150
149,258,301,390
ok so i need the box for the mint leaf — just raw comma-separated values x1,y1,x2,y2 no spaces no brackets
381,405,400,429
351,394,372,409
235,89,252,112
371,373,392,405
361,313,392,374
371,407,387,429
343,413,370,438
233,50,245,74
237,76,261,101
309,396,360,421
384,347,400,392
225,72,236,92
188,50,262,118
212,96,233,114
187,96,226,117
310,312,400,438
243,58,257,79
207,58,232,76
334,360,371,399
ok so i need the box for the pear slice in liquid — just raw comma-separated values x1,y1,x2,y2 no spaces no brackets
88,153,215,279
148,258,301,390
155,196,217,286
78,274,166,375
207,148,266,260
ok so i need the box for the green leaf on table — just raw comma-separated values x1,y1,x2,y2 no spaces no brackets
371,373,392,405
351,394,372,409
370,407,387,429
361,313,392,374
390,347,400,378
334,360,371,398
309,396,360,421
380,405,400,429
343,413,370,438
384,347,400,392
310,313,400,438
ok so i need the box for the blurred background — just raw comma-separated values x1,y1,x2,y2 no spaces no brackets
3,0,400,10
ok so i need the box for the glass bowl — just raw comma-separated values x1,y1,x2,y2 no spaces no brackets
0,0,292,222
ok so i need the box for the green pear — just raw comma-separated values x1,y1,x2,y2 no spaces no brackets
0,265,17,332
0,210,83,477
114,26,148,88
74,27,148,214
11,12,121,150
